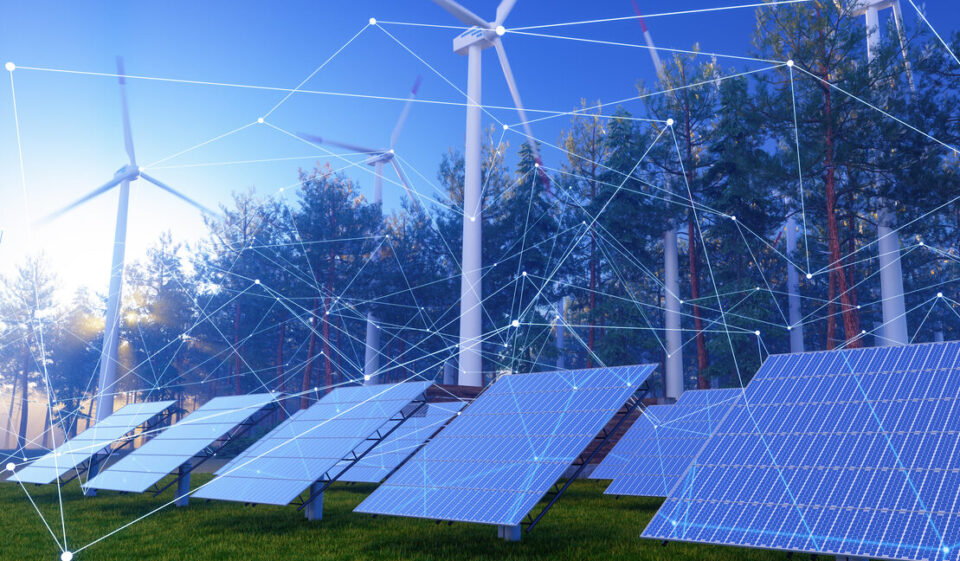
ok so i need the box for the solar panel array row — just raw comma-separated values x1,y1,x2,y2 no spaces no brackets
12,400,175,485
356,365,655,526
84,393,279,493
193,381,433,506
643,341,960,561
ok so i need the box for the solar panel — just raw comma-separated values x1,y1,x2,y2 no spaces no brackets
340,401,466,483
643,341,960,561
595,388,741,496
355,365,655,529
83,393,279,493
192,381,433,506
10,400,175,485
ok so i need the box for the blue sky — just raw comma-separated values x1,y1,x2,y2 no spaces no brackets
1,0,957,297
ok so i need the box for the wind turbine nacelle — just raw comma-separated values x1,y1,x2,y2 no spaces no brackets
454,26,496,56
114,164,141,181
364,153,394,166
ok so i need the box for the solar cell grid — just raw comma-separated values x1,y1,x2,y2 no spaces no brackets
11,400,175,485
192,381,432,506
83,393,279,493
355,364,655,527
592,388,741,497
643,341,960,561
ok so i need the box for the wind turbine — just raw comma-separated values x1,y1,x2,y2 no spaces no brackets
433,0,547,387
297,76,423,385
38,57,213,449
631,4,683,401
850,0,915,346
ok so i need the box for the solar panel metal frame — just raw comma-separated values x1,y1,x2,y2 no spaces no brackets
192,381,434,508
82,393,280,494
593,388,742,497
642,342,960,561
354,365,656,532
339,401,467,483
10,400,176,485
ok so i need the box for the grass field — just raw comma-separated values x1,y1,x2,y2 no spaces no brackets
2,475,806,561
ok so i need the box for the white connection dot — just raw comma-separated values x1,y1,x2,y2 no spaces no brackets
731,215,737,221
806,273,813,280
138,166,144,172
857,305,861,309
534,162,540,168
787,325,792,330
787,59,794,67
254,279,260,285
495,25,506,36
364,375,370,381
4,62,14,72
862,330,867,334
666,118,674,127
679,299,684,304
938,292,944,298
919,240,925,246
61,552,73,561
456,411,461,416
671,520,677,527
503,124,509,130
511,319,520,328
521,271,527,277
469,216,476,222
755,330,761,336
5,462,14,472
943,547,950,554
572,386,578,390
257,117,264,124
369,17,377,25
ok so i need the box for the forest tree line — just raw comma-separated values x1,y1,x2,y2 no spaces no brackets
2,4,959,445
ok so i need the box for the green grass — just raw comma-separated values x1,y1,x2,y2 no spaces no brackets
2,475,807,561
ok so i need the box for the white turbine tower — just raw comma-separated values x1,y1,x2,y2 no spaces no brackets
39,57,212,452
632,5,683,400
851,0,915,346
298,76,422,385
433,0,548,387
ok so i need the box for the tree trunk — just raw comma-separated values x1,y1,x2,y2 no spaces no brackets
276,319,286,418
41,409,50,449
826,268,837,350
5,372,19,449
17,344,30,450
301,297,320,409
322,293,333,393
233,299,244,394
689,220,709,388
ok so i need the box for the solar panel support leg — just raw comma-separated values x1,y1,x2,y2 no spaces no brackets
305,483,323,521
498,524,521,542
83,454,100,497
175,462,191,507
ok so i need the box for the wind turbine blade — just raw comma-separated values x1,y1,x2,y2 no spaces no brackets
891,1,917,93
35,177,123,225
432,0,489,28
390,76,423,150
390,159,419,207
296,133,382,155
139,172,217,216
116,56,137,166
493,39,549,187
632,0,665,79
495,0,518,27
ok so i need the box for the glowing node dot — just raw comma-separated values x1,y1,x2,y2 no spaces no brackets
502,124,510,131
369,17,377,25
572,386,578,390
731,215,737,221
257,117,264,124
679,299,684,304
511,319,520,328
495,25,506,36
666,118,674,127
857,305,861,309
364,375,370,381
787,325,792,330
456,411,461,416
4,62,14,72
534,162,539,168
943,547,950,554
254,279,260,285
5,462,14,472
521,271,527,277
670,520,677,527
787,59,794,67
806,273,813,280
862,330,867,334
755,330,761,336
938,292,943,298
61,552,73,561
138,166,144,172
919,241,925,246
469,216,476,222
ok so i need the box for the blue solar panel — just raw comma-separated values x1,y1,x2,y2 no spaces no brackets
340,402,466,483
355,365,655,526
83,393,279,493
643,342,960,561
192,381,432,506
596,388,741,496
10,400,175,485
